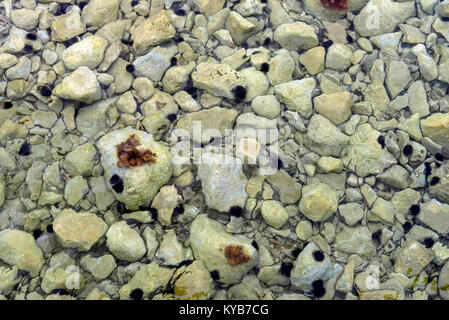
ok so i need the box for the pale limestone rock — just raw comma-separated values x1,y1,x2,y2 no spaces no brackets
261,200,289,229
273,21,318,51
193,0,226,16
266,50,295,85
274,78,316,118
50,8,86,42
326,43,352,71
341,123,397,177
53,67,102,103
225,11,255,45
106,221,146,262
313,92,352,125
0,229,44,277
334,225,376,259
298,183,338,222
175,107,238,144
197,152,248,212
53,209,108,251
98,127,172,210
62,36,108,70
189,215,258,284
353,0,416,37
191,62,246,99
299,46,325,75
133,45,178,82
131,10,176,55
304,114,349,157
119,262,174,299
394,240,434,277
82,0,120,28
421,113,449,149
151,185,181,226
173,260,215,300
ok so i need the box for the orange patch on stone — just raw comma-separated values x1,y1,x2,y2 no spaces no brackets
116,134,157,168
224,245,251,266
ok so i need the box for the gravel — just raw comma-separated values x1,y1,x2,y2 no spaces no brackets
1,0,449,301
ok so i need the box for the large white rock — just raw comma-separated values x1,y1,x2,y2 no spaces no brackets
53,66,102,103
189,215,259,284
98,127,172,210
197,152,248,212
62,36,108,70
0,229,44,277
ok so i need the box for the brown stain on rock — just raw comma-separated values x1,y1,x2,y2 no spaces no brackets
223,245,251,266
116,134,157,168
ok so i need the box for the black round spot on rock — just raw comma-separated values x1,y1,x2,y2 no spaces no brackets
442,17,449,22
26,33,37,40
251,240,259,250
346,35,354,43
185,85,198,99
174,36,184,43
291,248,301,258
46,224,54,233
403,144,413,156
56,3,70,15
322,40,333,49
112,182,124,193
260,63,269,72
210,270,220,280
116,201,126,214
435,153,445,161
126,64,135,73
3,101,13,109
167,113,177,122
131,0,139,6
130,288,143,300
19,142,31,156
110,175,124,193
150,207,158,220
79,1,88,10
371,229,382,242
410,204,420,216
229,206,243,217
121,39,133,46
261,0,267,3
312,279,326,298
170,57,177,67
278,158,284,170
23,44,33,52
232,85,247,102
424,238,435,248
174,9,186,16
263,38,271,46
377,135,385,148
279,262,293,277
424,162,432,177
171,2,183,10
33,229,43,239
173,204,184,216
403,221,412,234
312,250,325,262
430,176,440,186
110,174,123,186
40,86,52,97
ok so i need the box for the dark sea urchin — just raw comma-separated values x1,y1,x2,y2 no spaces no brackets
321,0,348,10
